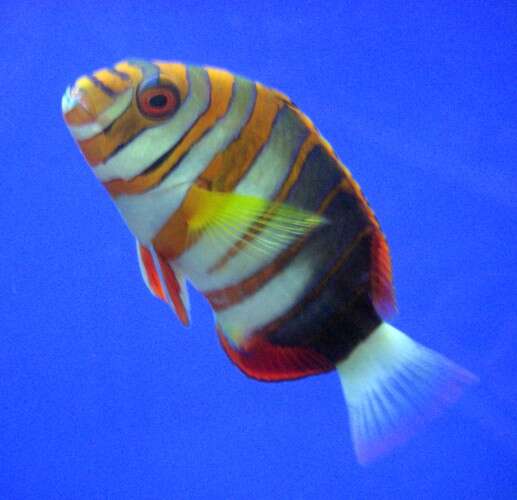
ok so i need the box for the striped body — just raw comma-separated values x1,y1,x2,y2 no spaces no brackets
62,59,476,464
171,73,386,364
62,59,393,375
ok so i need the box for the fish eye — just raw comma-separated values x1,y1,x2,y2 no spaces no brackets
137,85,179,118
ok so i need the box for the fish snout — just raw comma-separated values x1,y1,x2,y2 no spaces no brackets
61,76,113,142
62,84,93,118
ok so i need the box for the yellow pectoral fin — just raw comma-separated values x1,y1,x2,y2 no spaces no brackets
184,185,327,257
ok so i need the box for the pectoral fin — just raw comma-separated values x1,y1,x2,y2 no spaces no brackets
184,185,327,259
137,242,191,327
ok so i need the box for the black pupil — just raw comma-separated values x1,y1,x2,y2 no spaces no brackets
149,94,168,108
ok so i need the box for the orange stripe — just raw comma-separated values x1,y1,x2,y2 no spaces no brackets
104,68,234,196
76,63,146,166
64,62,143,136
152,83,282,261
64,103,95,126
205,182,344,311
80,64,189,167
77,62,188,167
209,131,320,272
93,68,132,94
252,230,373,339
78,101,152,166
72,75,113,116
296,226,373,309
154,62,189,102
150,209,190,263
199,83,283,191
275,133,320,201
64,72,128,127
113,61,143,85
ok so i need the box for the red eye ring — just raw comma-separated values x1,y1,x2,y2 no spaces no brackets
138,86,179,118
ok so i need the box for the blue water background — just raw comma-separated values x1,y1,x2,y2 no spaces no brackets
1,2,515,498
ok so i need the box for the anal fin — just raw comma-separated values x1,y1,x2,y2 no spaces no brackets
217,327,333,381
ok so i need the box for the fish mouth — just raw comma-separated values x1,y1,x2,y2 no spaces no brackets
62,78,133,143
61,86,105,142
62,85,95,118
62,85,79,114
61,84,101,143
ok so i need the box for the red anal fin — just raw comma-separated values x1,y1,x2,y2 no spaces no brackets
217,328,334,381
137,242,191,327
370,229,396,317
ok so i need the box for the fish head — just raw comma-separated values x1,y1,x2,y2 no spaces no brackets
62,59,195,244
61,59,189,180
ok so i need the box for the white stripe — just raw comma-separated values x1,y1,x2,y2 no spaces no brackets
113,76,256,245
136,240,151,292
177,107,308,292
66,89,133,141
215,251,317,344
165,77,256,187
114,179,192,245
234,107,306,198
61,86,78,114
94,68,210,182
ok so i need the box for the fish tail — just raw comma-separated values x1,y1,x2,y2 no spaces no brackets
336,322,477,465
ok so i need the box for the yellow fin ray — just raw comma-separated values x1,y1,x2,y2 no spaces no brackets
185,185,326,258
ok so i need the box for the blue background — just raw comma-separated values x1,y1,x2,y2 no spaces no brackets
1,1,516,498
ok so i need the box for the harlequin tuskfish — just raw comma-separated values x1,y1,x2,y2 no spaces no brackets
62,59,476,464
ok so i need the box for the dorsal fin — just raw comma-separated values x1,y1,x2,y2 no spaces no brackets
137,242,191,327
370,229,396,317
217,328,333,381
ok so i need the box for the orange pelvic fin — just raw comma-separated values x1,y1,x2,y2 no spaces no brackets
137,242,191,327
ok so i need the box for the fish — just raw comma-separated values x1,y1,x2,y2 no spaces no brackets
62,59,477,464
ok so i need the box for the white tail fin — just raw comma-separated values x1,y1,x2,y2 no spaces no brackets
336,322,477,465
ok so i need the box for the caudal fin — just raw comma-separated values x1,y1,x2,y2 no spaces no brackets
336,322,477,465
